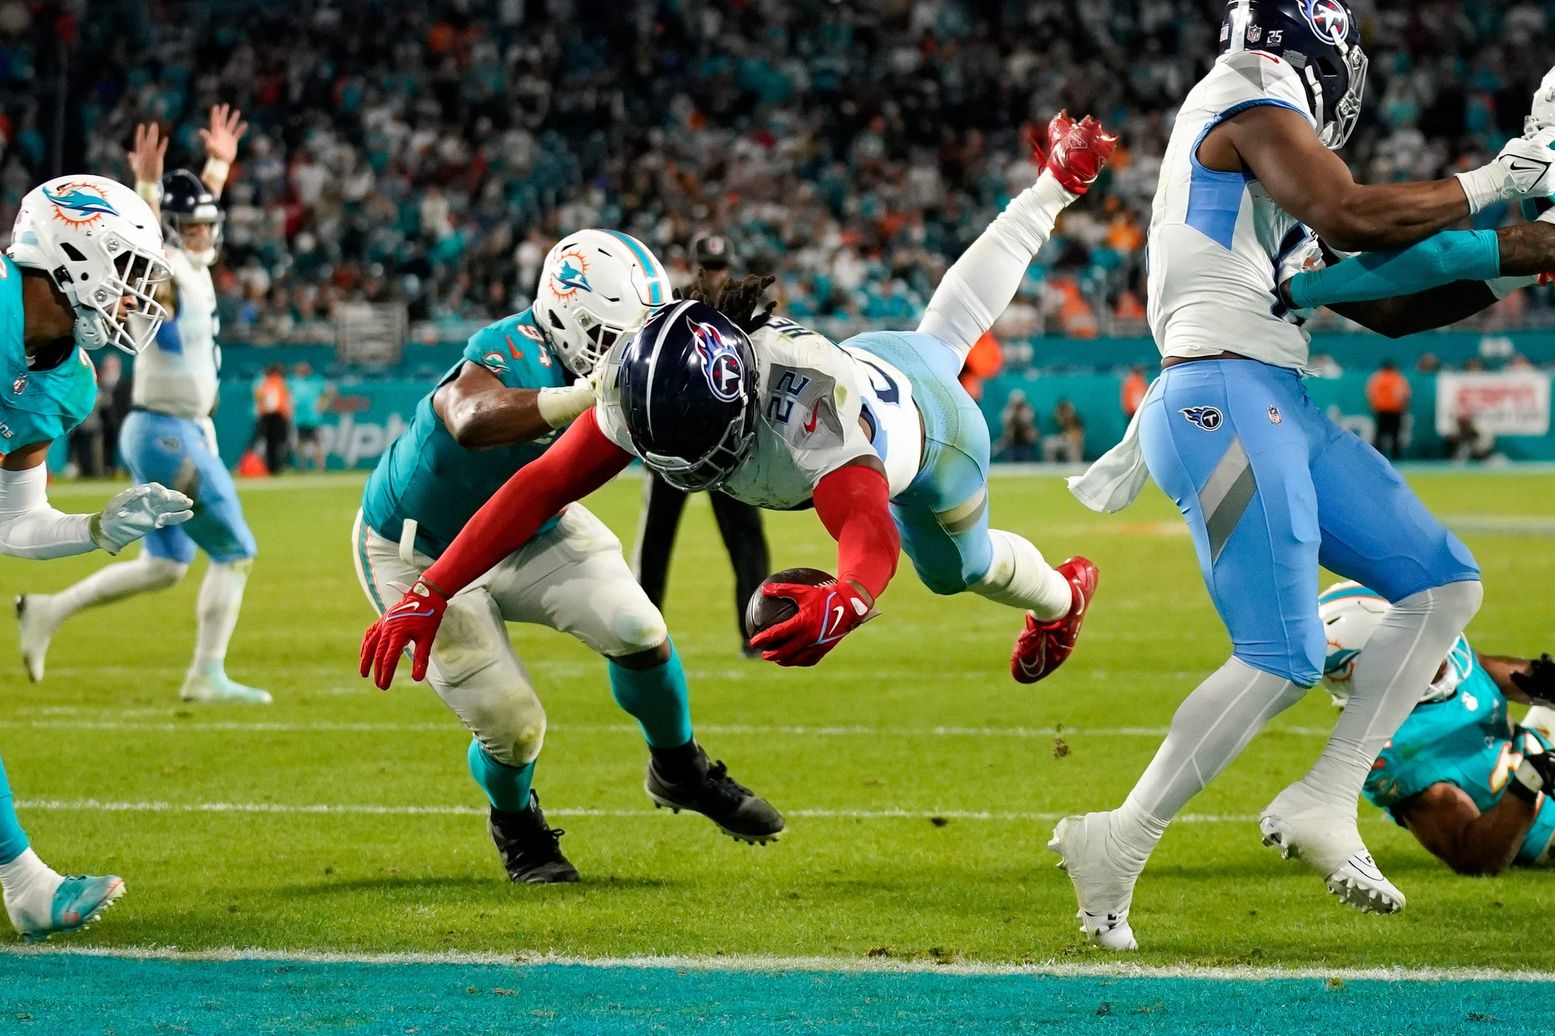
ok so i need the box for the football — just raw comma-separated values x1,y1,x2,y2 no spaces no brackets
743,567,837,640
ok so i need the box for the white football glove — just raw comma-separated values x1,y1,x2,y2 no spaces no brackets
1525,66,1555,136
89,483,194,555
1456,125,1555,214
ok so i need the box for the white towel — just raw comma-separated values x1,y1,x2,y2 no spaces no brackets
1066,405,1149,513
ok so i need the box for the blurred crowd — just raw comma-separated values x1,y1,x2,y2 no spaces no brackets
2,0,1554,350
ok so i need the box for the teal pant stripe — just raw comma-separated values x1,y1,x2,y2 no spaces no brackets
355,516,387,614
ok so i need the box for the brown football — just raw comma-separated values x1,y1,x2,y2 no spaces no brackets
743,567,837,640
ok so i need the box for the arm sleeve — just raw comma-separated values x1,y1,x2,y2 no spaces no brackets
1287,230,1501,310
0,464,97,559
419,407,632,595
811,463,899,601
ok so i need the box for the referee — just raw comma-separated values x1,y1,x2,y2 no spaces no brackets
632,234,772,655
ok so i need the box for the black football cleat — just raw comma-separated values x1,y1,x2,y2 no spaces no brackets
488,792,580,884
645,742,785,845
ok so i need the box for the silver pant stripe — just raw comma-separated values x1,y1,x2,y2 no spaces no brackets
1200,436,1256,565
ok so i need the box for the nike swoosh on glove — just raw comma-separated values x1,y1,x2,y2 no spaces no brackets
1032,110,1119,196
360,579,450,689
90,483,194,554
748,579,873,667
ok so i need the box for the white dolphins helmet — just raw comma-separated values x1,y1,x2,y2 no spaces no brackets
7,174,171,354
532,229,671,376
1319,581,1472,707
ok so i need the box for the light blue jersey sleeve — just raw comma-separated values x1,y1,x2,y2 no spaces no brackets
461,310,565,391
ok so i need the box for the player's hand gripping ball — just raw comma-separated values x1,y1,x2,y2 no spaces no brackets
744,567,836,640
746,567,873,667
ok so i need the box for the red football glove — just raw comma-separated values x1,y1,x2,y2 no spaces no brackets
1031,110,1119,195
359,578,450,690
749,579,874,667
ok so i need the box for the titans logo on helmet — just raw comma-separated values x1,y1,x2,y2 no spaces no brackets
1180,406,1224,431
690,319,745,402
1305,0,1350,44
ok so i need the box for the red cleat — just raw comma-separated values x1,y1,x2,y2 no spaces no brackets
1011,557,1099,684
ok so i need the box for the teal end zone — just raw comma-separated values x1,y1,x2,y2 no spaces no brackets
2,954,1550,1035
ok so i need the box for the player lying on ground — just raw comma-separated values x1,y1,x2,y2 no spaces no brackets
19,107,272,705
1056,0,1555,950
1,174,192,938
1320,582,1555,876
354,229,781,883
361,111,1116,688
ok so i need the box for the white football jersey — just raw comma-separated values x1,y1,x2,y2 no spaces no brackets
132,246,219,420
597,316,921,509
1147,51,1320,371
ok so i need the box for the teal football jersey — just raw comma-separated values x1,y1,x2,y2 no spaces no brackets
360,308,569,558
1364,637,1555,866
0,255,97,452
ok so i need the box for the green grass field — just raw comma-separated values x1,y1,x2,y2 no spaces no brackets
2,467,1553,975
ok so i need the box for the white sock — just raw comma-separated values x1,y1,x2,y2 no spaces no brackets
917,171,1075,361
1298,580,1484,811
193,560,252,672
43,553,187,626
0,848,61,922
1110,658,1308,865
970,529,1074,619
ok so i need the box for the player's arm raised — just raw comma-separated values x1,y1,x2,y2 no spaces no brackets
434,361,594,449
359,407,631,688
748,454,900,667
1208,105,1555,252
0,441,192,559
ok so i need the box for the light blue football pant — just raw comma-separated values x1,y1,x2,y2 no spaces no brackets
845,330,996,595
1139,359,1480,686
119,410,257,564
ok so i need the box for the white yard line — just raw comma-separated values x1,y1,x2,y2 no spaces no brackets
0,942,1547,983
8,715,1335,738
14,797,1372,826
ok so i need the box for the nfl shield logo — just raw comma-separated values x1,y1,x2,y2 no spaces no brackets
11,374,26,395
1268,406,1282,425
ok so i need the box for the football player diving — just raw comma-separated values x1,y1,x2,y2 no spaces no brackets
1055,0,1555,950
352,229,782,884
1,174,192,938
1320,582,1555,877
360,111,1118,692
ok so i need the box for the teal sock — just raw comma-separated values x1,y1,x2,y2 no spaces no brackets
609,641,694,749
466,739,536,814
0,751,29,864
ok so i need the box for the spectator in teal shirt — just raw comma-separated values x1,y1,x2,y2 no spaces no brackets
290,361,333,473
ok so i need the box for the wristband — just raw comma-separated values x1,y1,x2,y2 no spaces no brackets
202,157,231,193
135,179,162,206
1488,274,1539,300
535,383,595,429
1454,167,1504,215
1508,760,1542,805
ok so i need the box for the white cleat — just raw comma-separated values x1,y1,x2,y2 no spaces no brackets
1048,812,1139,951
179,670,273,705
15,594,57,684
1259,784,1404,915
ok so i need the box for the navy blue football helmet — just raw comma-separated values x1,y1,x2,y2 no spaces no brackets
1220,0,1367,149
617,299,759,492
160,168,224,263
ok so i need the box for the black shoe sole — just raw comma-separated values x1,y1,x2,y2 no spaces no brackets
645,786,784,845
508,865,581,885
